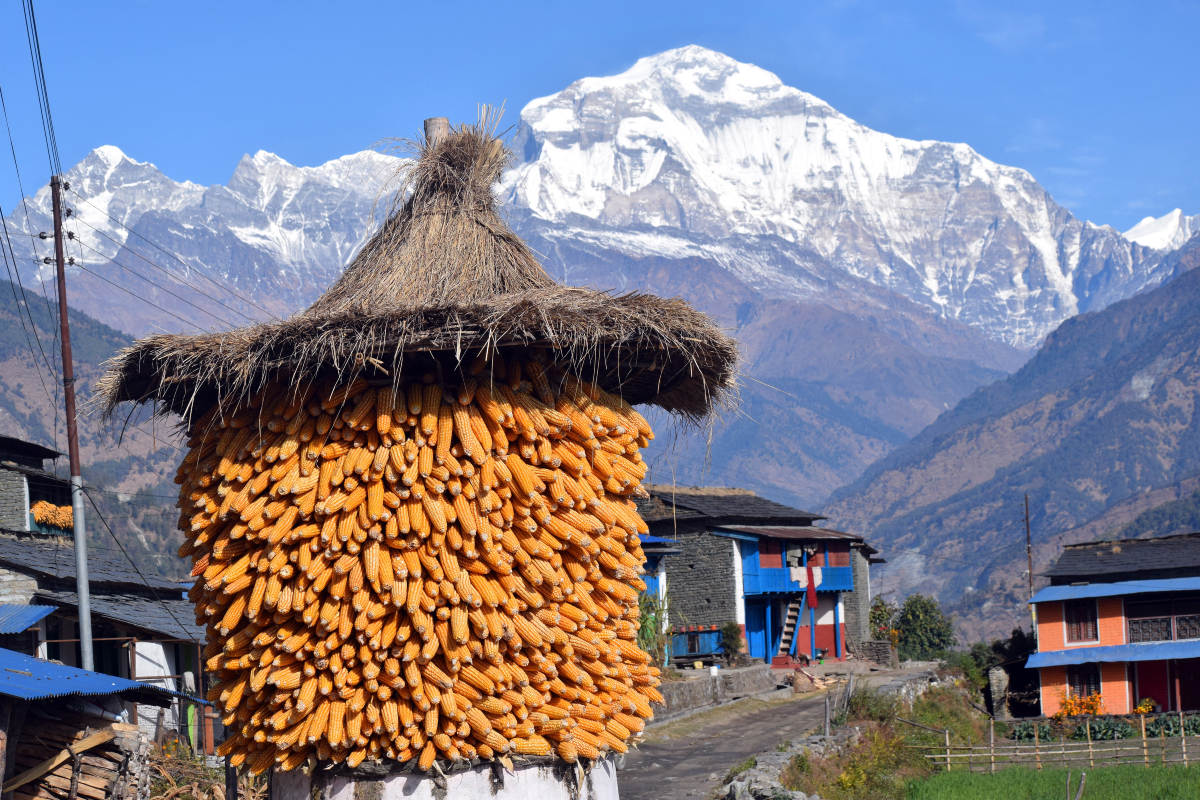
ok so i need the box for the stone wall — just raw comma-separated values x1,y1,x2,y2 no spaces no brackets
664,525,738,629
860,640,896,668
843,547,871,654
0,563,38,604
989,665,1011,720
652,664,782,723
0,469,26,531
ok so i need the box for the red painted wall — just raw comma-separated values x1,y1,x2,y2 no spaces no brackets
1137,661,1171,711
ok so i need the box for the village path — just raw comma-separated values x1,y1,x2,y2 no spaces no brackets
617,692,827,800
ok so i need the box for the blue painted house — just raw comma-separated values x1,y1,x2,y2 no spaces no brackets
635,486,881,666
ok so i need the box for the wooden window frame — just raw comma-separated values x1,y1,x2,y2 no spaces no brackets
1064,599,1099,644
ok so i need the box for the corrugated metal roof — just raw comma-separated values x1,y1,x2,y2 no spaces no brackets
0,647,207,703
1029,576,1200,604
0,604,55,633
1027,640,1200,668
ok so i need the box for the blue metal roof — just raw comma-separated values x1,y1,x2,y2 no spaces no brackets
0,647,208,704
1029,576,1200,604
1027,640,1200,668
0,604,55,634
640,535,676,544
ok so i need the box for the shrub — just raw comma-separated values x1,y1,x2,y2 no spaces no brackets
719,621,745,665
781,723,931,800
846,688,901,723
896,594,955,661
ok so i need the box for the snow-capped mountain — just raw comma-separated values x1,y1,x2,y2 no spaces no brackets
2,45,1194,507
4,145,399,334
1125,209,1200,251
505,46,1173,349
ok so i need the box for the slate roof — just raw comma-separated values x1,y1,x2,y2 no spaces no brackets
645,487,825,524
0,434,60,465
0,534,182,591
35,589,204,642
1043,532,1200,582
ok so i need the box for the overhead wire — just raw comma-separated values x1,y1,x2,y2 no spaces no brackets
82,487,199,643
21,0,60,174
0,83,64,443
72,236,239,328
70,215,258,324
66,187,275,318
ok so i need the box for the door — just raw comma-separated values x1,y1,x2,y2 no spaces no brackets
745,602,768,660
1179,659,1200,711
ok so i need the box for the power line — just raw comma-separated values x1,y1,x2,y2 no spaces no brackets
0,80,65,439
66,188,274,318
73,236,239,328
21,0,60,175
82,488,198,643
70,216,257,324
72,261,204,331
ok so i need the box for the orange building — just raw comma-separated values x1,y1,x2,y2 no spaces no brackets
1028,533,1200,715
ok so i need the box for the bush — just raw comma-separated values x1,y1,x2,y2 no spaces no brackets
719,621,744,665
637,593,671,666
780,723,931,800
896,594,955,661
846,688,901,723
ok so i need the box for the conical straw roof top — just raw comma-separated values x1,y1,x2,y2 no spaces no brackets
96,112,738,423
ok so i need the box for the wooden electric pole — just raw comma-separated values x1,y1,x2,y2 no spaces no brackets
50,174,94,670
1025,493,1035,640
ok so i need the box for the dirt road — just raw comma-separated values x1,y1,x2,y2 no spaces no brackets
617,693,827,800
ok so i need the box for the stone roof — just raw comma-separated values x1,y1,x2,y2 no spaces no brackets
1043,532,1200,581
643,486,825,525
35,588,203,642
0,533,182,591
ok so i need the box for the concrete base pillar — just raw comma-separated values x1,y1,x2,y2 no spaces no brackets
270,755,620,800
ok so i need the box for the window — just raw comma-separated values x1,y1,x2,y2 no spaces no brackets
686,633,700,654
1128,599,1173,643
1065,600,1098,642
1067,664,1101,699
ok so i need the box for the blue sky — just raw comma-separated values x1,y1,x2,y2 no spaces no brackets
1,0,1196,230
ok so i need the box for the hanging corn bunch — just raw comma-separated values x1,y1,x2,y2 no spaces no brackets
31,499,73,530
181,354,663,774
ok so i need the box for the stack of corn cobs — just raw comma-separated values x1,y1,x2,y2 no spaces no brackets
30,500,73,530
181,356,663,774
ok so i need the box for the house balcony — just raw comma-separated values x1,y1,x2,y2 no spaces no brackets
743,566,853,595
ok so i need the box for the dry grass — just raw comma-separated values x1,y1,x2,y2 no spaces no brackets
96,109,738,428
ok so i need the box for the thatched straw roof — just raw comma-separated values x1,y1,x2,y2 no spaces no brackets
95,112,738,424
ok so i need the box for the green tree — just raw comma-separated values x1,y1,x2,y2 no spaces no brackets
896,594,955,661
869,596,899,644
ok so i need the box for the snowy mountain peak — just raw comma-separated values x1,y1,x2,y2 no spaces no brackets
568,45,820,113
1124,209,1199,251
506,46,1170,348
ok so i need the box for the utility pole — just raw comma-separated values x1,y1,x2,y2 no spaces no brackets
50,174,94,671
1025,493,1036,640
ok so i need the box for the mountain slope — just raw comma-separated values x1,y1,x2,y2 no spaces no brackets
823,234,1200,639
0,281,186,579
2,45,1190,509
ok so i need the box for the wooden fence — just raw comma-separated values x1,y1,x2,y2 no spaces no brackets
910,714,1200,773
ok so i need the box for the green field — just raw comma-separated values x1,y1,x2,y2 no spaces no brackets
909,765,1200,799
